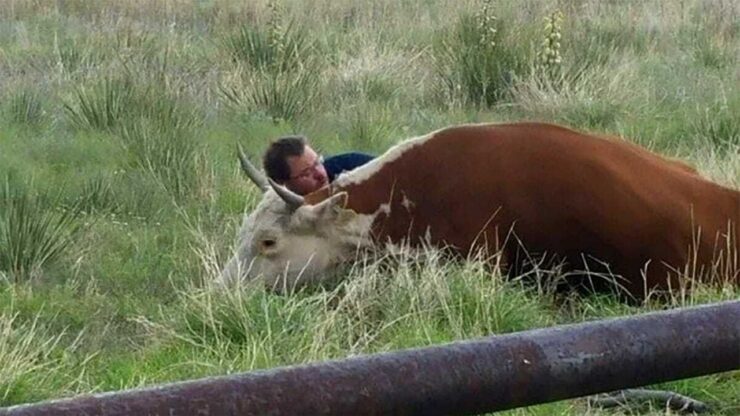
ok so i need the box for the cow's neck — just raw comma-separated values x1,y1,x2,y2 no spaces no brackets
304,131,439,248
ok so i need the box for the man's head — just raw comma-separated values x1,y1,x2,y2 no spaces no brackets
263,136,329,195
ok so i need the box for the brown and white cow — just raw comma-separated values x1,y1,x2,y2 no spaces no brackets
220,122,740,298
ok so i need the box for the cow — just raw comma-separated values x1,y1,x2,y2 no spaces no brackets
220,122,740,299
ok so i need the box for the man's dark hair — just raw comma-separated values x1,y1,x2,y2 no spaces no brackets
263,135,307,182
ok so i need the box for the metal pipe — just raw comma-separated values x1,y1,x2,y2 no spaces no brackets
2,301,738,416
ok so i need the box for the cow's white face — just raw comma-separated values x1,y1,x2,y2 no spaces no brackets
218,190,374,290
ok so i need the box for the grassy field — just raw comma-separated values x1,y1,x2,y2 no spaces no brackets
0,0,738,413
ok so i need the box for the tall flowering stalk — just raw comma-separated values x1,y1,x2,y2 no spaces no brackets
539,10,564,81
475,0,498,50
267,0,287,69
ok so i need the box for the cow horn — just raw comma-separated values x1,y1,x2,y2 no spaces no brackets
236,143,269,192
268,178,305,209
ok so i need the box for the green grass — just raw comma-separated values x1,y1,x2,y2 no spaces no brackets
0,0,738,413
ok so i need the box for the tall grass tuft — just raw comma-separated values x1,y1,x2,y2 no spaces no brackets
145,242,553,369
118,118,201,203
342,105,399,152
0,311,65,404
573,18,657,65
63,76,133,132
64,71,202,134
694,99,740,153
220,0,322,122
7,90,44,126
690,27,732,70
511,55,637,131
221,69,321,123
76,175,117,214
53,35,107,77
226,21,310,74
0,177,83,283
63,70,205,202
434,1,530,107
134,282,329,369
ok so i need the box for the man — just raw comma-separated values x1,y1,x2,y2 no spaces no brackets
263,135,374,195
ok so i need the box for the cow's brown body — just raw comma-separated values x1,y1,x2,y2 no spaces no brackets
308,122,740,297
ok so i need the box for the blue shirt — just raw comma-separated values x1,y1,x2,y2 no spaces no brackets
324,152,374,182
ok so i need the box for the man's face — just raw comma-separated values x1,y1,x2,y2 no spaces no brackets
284,145,329,195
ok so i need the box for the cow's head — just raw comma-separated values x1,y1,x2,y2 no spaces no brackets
218,146,374,290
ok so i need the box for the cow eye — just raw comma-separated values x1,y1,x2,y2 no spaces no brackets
261,239,277,249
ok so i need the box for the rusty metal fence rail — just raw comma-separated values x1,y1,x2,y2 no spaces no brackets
1,301,738,416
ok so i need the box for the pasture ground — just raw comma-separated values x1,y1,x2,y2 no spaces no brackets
0,0,738,414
